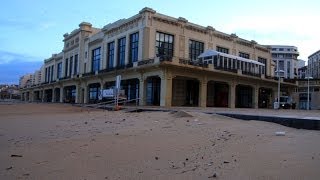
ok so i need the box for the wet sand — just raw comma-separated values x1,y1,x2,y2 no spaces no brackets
0,103,319,179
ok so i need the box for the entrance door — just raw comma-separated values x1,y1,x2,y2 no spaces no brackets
146,77,161,106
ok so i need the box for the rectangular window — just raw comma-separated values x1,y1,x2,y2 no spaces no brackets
239,52,250,59
74,54,78,75
216,46,229,54
69,56,73,77
92,47,101,72
129,32,139,63
118,37,126,67
45,67,48,82
156,32,174,59
51,65,54,81
57,62,62,79
287,61,291,75
107,41,115,69
258,57,267,75
48,67,51,82
279,60,284,71
189,40,204,61
65,58,68,77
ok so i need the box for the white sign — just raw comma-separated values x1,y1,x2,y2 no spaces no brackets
101,88,114,98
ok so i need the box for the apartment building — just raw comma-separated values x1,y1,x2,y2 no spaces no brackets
308,50,320,79
19,74,33,88
20,7,297,108
270,45,300,79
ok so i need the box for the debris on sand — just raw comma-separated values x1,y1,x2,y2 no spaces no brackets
6,166,13,170
208,173,217,178
275,131,286,136
171,110,193,118
11,154,22,157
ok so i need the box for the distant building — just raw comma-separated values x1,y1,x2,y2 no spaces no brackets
293,79,320,110
297,59,306,69
19,74,33,88
298,66,307,79
0,85,20,99
33,69,42,85
270,45,300,79
308,50,320,79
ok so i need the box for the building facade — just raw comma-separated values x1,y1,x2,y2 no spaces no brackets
293,79,320,110
19,74,33,88
20,7,297,108
270,45,300,79
298,66,307,79
308,50,320,79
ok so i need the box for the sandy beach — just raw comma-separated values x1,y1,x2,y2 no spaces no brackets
0,103,320,179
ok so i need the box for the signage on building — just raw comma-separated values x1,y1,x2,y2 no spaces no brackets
101,88,114,98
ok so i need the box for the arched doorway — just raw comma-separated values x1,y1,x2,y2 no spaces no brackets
88,83,101,104
207,81,229,107
172,77,199,107
146,76,161,106
236,85,253,108
64,85,76,103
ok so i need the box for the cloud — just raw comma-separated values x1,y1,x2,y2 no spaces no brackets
0,51,43,84
222,13,320,60
0,50,43,64
39,22,57,31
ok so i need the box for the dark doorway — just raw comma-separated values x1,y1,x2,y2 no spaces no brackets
64,86,76,103
146,76,161,106
258,88,272,108
34,91,41,101
88,83,101,104
44,89,53,102
122,79,139,104
236,85,253,108
214,82,229,107
172,77,199,106
54,88,60,102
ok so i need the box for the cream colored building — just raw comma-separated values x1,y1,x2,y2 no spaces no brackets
21,7,297,108
19,74,33,88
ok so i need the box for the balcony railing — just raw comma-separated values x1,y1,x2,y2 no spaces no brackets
138,58,155,66
178,58,209,68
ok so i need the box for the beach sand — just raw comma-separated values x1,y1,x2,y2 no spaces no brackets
0,103,319,179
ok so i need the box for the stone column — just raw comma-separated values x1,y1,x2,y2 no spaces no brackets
60,87,63,103
83,86,89,104
139,77,146,106
125,34,130,65
160,75,172,107
75,85,80,104
199,79,207,108
254,85,259,109
41,89,45,102
229,82,236,108
52,88,55,103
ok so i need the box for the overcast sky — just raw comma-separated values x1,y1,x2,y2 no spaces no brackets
1,0,319,84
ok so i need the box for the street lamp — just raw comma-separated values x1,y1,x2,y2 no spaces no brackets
305,76,313,110
275,69,284,109
275,59,285,109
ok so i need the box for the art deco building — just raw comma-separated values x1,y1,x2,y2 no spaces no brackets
20,7,297,108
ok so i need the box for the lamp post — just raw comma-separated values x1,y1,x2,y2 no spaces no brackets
275,59,284,109
305,76,313,110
